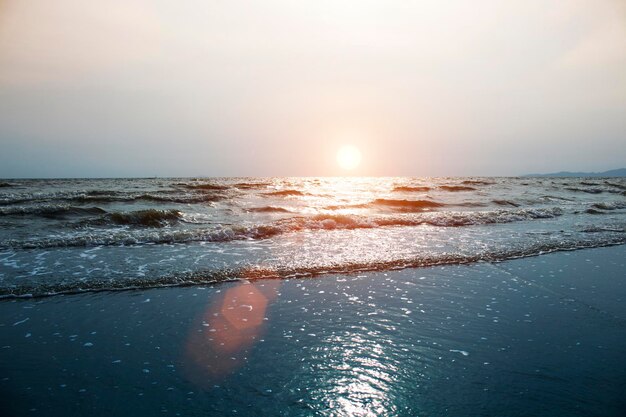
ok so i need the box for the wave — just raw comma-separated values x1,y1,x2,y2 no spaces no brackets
0,197,39,206
455,202,489,207
247,206,292,213
565,187,604,194
323,203,368,210
233,182,270,189
0,193,224,206
591,202,626,211
540,195,574,202
2,235,624,298
181,183,229,191
70,194,224,204
265,190,307,197
461,180,494,185
133,194,223,204
82,209,183,228
85,190,120,196
107,209,182,227
0,182,12,188
604,181,626,190
439,185,477,192
392,186,431,192
371,199,444,211
326,198,445,212
1,207,565,249
493,200,520,207
0,205,107,219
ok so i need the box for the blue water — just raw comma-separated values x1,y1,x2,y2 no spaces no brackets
0,245,625,416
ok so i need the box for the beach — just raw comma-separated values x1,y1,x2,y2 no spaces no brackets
1,245,625,416
2,0,625,414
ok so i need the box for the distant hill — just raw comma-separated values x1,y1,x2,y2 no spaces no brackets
523,168,626,177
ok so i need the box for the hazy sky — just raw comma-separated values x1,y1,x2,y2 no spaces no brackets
0,0,624,177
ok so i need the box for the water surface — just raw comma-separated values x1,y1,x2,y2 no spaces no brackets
1,177,624,296
0,246,624,416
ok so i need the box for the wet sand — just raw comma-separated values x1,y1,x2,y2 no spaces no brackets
1,245,625,416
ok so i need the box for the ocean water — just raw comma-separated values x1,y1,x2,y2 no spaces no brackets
1,177,626,416
0,177,625,297
1,246,625,416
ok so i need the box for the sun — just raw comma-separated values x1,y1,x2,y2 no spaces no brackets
336,145,362,171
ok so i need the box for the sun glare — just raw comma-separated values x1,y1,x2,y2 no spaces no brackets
336,145,362,171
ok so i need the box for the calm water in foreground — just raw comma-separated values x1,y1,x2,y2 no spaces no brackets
0,246,625,416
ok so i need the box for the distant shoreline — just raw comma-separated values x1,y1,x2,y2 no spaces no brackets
1,170,626,180
523,168,626,177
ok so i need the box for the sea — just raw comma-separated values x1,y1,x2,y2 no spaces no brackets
1,177,626,416
0,177,625,297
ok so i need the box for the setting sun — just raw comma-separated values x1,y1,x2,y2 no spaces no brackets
336,145,362,171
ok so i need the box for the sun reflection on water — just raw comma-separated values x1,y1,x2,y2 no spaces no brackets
307,333,398,416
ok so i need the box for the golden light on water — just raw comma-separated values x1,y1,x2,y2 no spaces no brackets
336,145,362,171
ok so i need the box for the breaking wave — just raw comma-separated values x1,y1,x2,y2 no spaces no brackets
181,183,229,191
247,206,292,213
266,189,307,197
392,186,431,192
2,234,624,298
591,202,626,211
0,205,107,218
102,209,182,227
565,187,604,194
604,181,626,190
370,199,444,211
0,193,224,206
324,199,444,212
1,207,565,249
439,185,477,192
233,182,270,189
461,180,494,185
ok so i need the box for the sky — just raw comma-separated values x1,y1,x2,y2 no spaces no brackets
0,0,624,178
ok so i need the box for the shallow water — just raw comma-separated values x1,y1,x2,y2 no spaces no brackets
0,246,624,416
0,177,625,296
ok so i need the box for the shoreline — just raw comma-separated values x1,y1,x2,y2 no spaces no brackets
1,245,625,416
2,239,624,299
